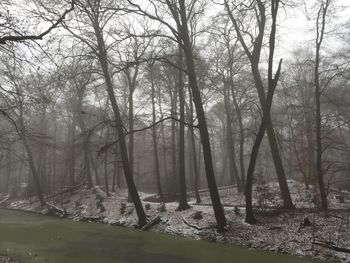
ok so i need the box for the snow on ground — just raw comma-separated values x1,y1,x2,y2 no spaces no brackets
1,180,349,263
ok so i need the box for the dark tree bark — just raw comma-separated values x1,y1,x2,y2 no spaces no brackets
229,80,246,190
314,0,331,210
224,78,242,192
225,0,294,210
171,80,178,194
188,87,201,203
104,148,110,196
68,113,76,186
91,15,147,226
178,0,226,228
177,46,190,211
149,63,163,199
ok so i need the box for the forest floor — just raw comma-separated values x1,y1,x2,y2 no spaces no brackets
1,180,350,263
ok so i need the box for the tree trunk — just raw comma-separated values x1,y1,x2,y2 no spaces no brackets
224,79,242,192
177,46,190,211
178,0,226,229
188,87,201,203
150,63,163,199
5,154,11,194
93,24,146,226
21,126,45,205
104,148,110,196
314,0,330,210
230,83,246,190
171,82,178,195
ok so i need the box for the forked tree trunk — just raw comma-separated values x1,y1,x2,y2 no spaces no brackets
226,0,294,210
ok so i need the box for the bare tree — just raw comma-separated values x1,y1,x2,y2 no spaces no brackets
224,0,295,223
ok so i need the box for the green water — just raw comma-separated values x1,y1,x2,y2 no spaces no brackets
0,209,322,263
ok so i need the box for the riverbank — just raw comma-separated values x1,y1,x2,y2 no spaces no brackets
0,208,327,263
1,181,349,263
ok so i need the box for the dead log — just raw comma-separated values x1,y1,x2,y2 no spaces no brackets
142,216,161,231
312,241,350,253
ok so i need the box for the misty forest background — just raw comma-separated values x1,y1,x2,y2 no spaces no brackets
0,0,350,228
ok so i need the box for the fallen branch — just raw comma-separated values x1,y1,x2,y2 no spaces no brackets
182,217,210,231
142,216,161,231
0,196,10,206
47,184,83,199
312,241,350,253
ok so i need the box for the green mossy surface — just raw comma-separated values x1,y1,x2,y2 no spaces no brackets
0,209,323,263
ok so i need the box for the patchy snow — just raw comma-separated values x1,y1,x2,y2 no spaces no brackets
1,180,349,263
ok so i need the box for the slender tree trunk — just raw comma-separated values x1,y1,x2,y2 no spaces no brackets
5,154,11,194
112,144,118,192
171,84,178,195
314,0,330,210
93,23,146,226
150,64,163,199
158,87,168,178
84,145,94,188
69,112,76,186
20,126,45,205
177,46,190,210
53,119,57,192
230,83,246,190
128,93,134,177
188,87,201,203
245,121,266,224
224,79,242,192
104,149,110,196
178,0,226,229
89,150,100,185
